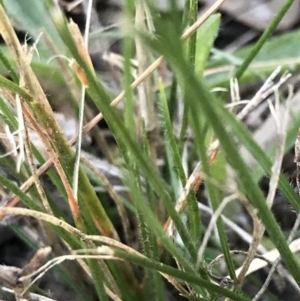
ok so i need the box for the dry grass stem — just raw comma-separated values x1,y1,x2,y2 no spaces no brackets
207,250,277,287
198,202,267,254
197,193,239,265
232,237,300,277
232,195,264,292
23,113,52,214
14,94,26,172
0,116,23,168
1,287,58,301
229,78,240,116
69,10,93,200
22,253,119,297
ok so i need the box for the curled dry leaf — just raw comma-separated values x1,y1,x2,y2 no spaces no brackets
201,0,300,31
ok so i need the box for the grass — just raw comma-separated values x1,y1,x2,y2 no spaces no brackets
0,0,299,300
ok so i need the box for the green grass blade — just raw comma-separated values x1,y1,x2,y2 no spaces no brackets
140,126,164,301
158,79,186,187
0,47,18,82
112,248,250,301
0,172,40,210
124,172,210,297
0,74,33,100
234,0,297,80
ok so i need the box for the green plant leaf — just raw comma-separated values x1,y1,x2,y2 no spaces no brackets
3,0,65,53
195,14,220,77
206,29,300,87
